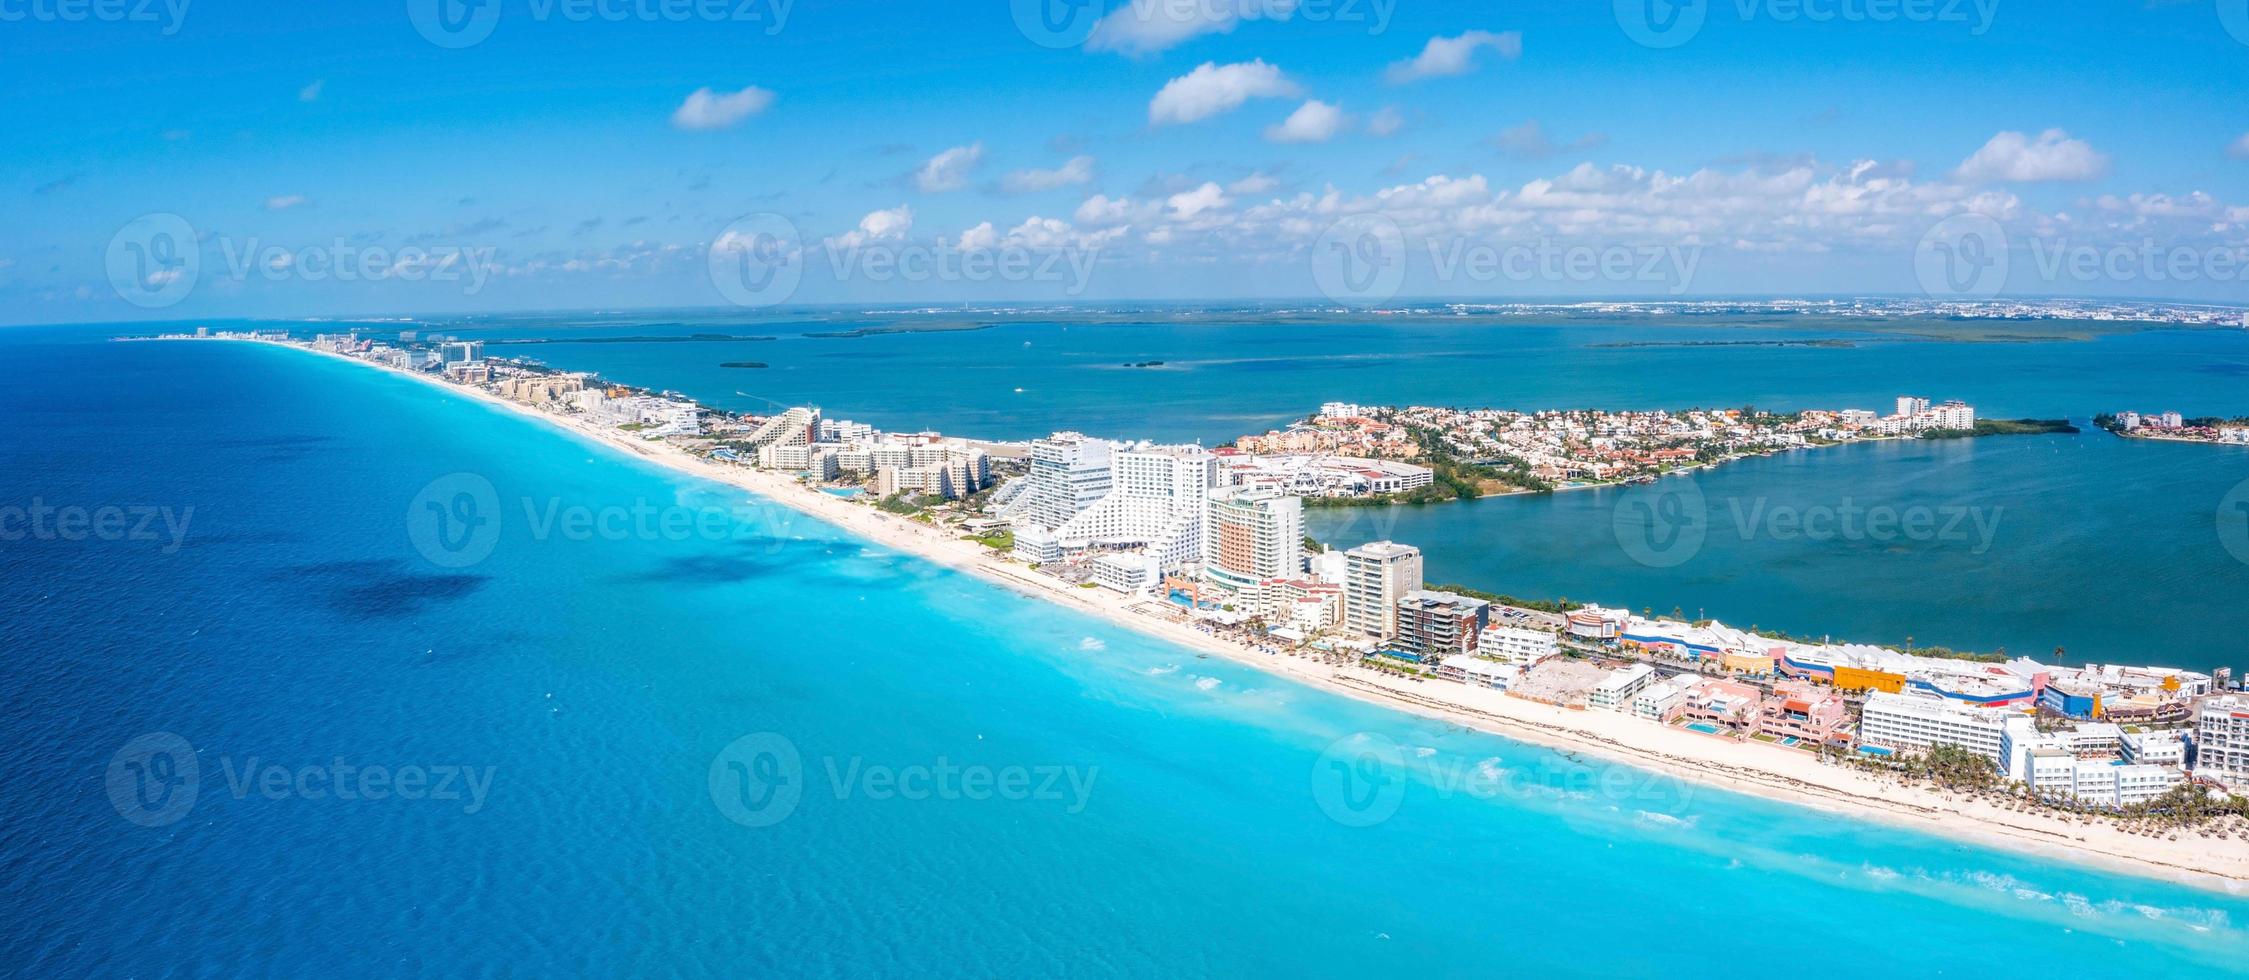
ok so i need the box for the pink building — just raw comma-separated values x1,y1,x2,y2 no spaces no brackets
1757,682,1852,746
1668,679,1764,734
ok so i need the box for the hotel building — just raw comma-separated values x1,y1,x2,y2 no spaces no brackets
2197,695,2249,786
1205,489,1303,591
1859,693,2015,763
1343,541,1423,640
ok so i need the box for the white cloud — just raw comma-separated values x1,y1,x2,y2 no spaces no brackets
265,195,308,211
1265,100,1348,143
1954,129,2109,183
829,205,914,249
1001,155,1096,193
1148,60,1300,126
298,79,323,103
1229,172,1280,195
916,143,986,193
2228,133,2249,160
956,216,1123,251
957,221,999,250
670,85,776,131
1086,0,1298,57
1075,193,1154,226
1367,106,1405,137
1385,30,1522,84
1166,182,1230,219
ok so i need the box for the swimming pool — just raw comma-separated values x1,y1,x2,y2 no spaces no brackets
1684,723,1723,735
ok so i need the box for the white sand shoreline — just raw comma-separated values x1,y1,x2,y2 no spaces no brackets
203,337,2249,895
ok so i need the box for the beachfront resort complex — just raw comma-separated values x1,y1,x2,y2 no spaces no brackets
166,328,2249,826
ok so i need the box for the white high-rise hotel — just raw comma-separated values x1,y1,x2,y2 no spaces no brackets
1008,434,1217,571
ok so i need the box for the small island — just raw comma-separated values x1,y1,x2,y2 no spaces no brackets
2095,411,2249,446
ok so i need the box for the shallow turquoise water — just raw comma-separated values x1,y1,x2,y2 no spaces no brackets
4,328,2248,975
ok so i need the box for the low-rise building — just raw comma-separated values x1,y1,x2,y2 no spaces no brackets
1757,684,1851,745
1479,625,1559,664
1671,679,1764,734
1589,664,1656,711
1631,674,1701,722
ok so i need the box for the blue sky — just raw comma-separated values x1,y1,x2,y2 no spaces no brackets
5,0,2249,322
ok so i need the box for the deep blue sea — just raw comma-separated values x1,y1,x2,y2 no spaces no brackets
5,322,2249,975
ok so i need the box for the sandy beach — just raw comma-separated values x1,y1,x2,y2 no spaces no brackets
225,338,2249,895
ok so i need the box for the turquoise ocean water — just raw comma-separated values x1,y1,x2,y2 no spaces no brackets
4,323,2249,974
